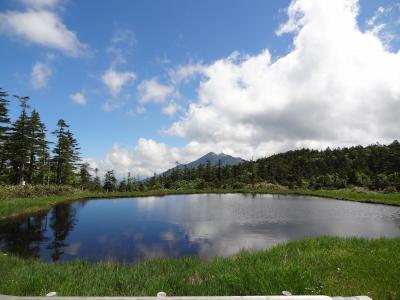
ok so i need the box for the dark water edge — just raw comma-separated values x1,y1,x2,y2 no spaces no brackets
1,193,400,262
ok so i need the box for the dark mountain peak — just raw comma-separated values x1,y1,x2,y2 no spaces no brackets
161,152,244,176
203,152,217,158
182,152,244,169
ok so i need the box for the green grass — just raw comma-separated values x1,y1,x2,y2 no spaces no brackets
1,191,400,299
0,237,399,299
1,187,400,220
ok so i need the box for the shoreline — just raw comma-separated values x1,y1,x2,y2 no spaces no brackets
1,191,400,299
1,188,400,220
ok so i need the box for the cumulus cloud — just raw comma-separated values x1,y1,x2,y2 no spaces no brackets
137,78,176,104
87,138,256,179
31,61,52,89
85,139,179,179
0,9,87,56
88,0,400,178
70,92,86,105
101,68,136,97
166,0,400,158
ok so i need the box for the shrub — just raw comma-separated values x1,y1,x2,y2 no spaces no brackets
0,184,80,200
251,182,287,190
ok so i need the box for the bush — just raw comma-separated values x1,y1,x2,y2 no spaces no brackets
383,186,397,193
0,184,80,200
251,181,287,190
350,186,373,194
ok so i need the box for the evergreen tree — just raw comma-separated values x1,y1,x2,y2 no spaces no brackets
0,88,11,178
52,119,80,185
79,162,92,189
103,170,117,192
36,120,51,185
92,167,102,191
26,110,49,183
118,178,127,191
8,95,31,184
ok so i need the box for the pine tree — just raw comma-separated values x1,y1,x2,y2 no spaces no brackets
79,162,92,189
26,110,49,183
118,178,127,191
0,88,11,178
103,170,117,192
93,167,102,191
8,95,31,184
52,119,80,185
36,120,51,184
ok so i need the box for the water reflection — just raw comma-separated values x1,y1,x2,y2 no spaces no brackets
0,194,400,262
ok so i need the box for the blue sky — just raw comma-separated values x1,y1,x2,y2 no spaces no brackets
1,0,400,178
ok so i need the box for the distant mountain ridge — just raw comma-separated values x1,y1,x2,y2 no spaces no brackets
180,152,244,169
161,152,244,176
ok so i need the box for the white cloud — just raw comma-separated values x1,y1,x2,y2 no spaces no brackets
86,138,252,180
70,92,86,105
85,139,176,179
101,68,136,97
31,61,52,89
162,101,182,117
88,0,400,178
166,0,400,158
137,78,176,104
0,9,87,56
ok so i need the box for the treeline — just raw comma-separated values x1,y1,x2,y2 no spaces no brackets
0,88,142,193
2,87,400,193
0,88,81,186
147,141,400,192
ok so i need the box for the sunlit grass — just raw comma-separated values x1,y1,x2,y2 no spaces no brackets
0,237,399,299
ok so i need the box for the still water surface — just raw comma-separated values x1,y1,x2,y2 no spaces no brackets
1,194,400,262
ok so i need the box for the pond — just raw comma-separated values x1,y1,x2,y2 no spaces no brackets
1,193,400,262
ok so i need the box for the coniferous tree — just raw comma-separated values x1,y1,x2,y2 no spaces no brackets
93,168,102,191
79,162,92,189
119,178,127,191
26,110,49,183
36,120,51,185
52,119,80,185
8,95,31,184
103,170,117,192
0,88,11,178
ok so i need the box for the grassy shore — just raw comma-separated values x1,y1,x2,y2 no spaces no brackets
1,187,400,219
0,237,398,299
1,191,400,299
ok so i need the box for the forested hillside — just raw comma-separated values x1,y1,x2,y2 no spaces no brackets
149,141,400,191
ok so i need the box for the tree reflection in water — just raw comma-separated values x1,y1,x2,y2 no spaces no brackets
0,202,77,261
1,195,400,263
47,203,77,261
